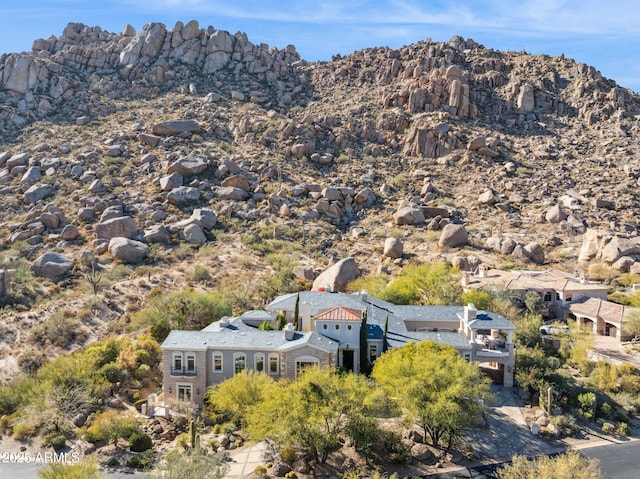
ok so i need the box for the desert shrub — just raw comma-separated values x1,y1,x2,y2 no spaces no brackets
190,265,211,283
84,410,141,444
616,421,630,436
578,392,596,420
551,414,579,437
126,453,152,469
602,422,615,434
254,465,268,476
280,444,297,464
48,433,67,451
129,431,153,452
132,288,232,341
599,402,614,419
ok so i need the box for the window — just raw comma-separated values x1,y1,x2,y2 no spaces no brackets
323,324,328,330
566,295,572,302
347,324,352,330
295,357,319,378
335,324,340,330
212,352,223,372
172,353,183,374
255,353,265,373
369,344,377,363
463,353,471,361
186,353,196,374
234,353,246,375
177,383,192,402
556,292,561,301
269,354,279,374
543,292,552,302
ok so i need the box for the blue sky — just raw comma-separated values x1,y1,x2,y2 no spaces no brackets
1,0,639,93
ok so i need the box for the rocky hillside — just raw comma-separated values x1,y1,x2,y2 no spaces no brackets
1,21,640,380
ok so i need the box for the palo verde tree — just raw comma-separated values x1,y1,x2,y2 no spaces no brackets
372,340,491,450
204,370,277,427
246,367,385,464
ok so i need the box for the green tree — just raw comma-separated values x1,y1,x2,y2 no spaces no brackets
382,314,389,353
293,293,300,331
514,313,543,347
515,346,560,396
38,459,104,479
204,370,277,427
132,289,232,341
589,361,618,392
150,449,228,479
623,308,640,341
461,289,491,310
382,263,462,305
496,451,603,479
524,291,542,313
247,368,384,463
360,308,371,374
372,341,491,449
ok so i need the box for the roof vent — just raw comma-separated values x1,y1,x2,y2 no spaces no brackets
220,316,230,327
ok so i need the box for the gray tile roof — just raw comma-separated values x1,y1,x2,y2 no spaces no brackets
267,291,366,315
386,331,471,349
466,311,516,330
391,305,462,321
161,325,338,354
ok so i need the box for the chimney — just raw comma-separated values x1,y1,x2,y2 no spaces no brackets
284,323,295,340
478,265,487,278
324,284,332,293
580,274,589,284
359,290,368,303
220,316,230,328
464,303,477,322
301,302,313,331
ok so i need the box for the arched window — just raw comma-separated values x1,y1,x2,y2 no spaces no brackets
269,354,279,374
255,353,265,373
172,352,183,375
185,352,196,374
295,355,319,378
234,353,246,375
212,352,223,372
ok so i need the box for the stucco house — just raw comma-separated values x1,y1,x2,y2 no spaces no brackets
161,290,516,407
462,267,608,319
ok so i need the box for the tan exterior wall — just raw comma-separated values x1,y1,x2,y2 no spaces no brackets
281,346,336,380
162,349,208,408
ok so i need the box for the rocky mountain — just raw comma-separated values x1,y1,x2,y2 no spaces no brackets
1,20,640,380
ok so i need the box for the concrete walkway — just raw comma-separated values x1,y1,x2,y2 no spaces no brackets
224,441,268,478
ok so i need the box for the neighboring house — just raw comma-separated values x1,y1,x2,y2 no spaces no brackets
569,297,631,340
161,290,516,408
462,267,608,319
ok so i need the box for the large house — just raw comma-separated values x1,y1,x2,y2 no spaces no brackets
462,267,609,319
462,267,634,340
161,290,516,407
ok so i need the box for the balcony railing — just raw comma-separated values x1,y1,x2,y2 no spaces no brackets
171,368,197,377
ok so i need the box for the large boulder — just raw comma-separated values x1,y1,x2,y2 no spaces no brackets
190,208,217,230
182,224,206,244
108,237,149,263
23,184,53,204
30,252,74,279
438,224,468,248
95,216,137,240
545,205,567,223
383,238,404,259
167,157,209,176
151,120,201,136
601,236,640,264
167,186,200,205
578,229,610,262
312,258,359,293
393,206,425,225
410,443,438,465
140,225,170,243
524,242,545,264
